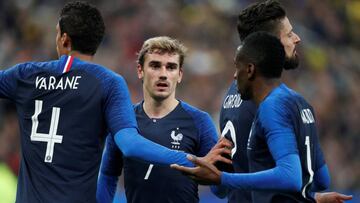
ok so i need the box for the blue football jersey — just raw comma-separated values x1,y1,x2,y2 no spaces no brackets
123,101,218,203
247,84,326,203
219,80,256,203
0,55,137,203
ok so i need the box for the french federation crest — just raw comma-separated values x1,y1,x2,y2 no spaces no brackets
171,128,183,149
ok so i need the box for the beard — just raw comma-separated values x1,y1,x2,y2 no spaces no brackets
284,54,299,70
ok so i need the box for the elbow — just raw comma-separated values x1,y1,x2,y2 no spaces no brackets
118,144,136,158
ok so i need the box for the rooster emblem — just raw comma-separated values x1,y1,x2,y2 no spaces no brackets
171,130,183,146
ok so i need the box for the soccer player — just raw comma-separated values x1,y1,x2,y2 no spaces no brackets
218,1,352,202
217,1,301,202
0,2,208,203
172,32,331,202
97,36,231,203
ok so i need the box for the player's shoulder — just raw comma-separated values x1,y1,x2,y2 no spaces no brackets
263,84,300,106
277,84,311,109
258,84,293,116
259,84,312,118
76,60,121,79
179,101,216,137
180,101,206,115
179,100,211,120
10,59,59,78
75,60,127,90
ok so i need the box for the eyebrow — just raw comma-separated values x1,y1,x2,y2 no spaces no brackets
167,62,178,67
148,60,161,65
148,61,178,67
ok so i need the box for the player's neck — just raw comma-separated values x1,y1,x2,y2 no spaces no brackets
68,51,94,62
252,78,281,106
143,96,179,119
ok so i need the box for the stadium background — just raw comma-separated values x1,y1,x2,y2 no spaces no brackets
0,0,358,202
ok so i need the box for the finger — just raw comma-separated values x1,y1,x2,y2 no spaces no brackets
189,155,208,168
220,147,232,155
170,164,196,175
217,137,233,148
212,138,233,150
211,148,232,156
337,194,353,200
215,156,233,164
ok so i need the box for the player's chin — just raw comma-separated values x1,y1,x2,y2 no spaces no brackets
152,93,170,101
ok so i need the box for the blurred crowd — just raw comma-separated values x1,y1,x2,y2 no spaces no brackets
0,0,359,202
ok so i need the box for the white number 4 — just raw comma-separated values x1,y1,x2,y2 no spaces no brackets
31,100,63,163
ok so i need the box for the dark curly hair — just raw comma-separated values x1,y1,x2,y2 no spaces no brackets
237,0,286,41
236,31,285,78
59,1,105,55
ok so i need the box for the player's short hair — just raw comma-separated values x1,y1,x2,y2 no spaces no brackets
237,0,286,41
236,31,285,78
59,1,105,55
137,36,187,67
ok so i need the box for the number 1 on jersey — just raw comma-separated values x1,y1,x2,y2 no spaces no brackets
144,164,154,180
302,136,314,198
31,100,63,163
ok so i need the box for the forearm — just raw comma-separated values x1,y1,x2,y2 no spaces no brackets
221,154,302,191
114,128,193,167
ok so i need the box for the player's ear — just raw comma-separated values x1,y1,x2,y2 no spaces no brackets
137,64,144,80
177,67,183,83
61,33,72,52
247,63,255,80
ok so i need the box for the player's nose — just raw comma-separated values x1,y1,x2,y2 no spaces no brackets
293,32,301,44
159,66,168,79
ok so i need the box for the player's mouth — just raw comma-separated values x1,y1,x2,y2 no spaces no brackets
155,82,169,90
